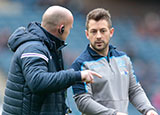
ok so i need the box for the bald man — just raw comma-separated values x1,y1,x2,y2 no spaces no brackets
2,6,102,115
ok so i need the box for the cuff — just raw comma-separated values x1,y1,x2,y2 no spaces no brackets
74,71,81,81
144,108,158,115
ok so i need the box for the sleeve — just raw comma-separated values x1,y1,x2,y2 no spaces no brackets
74,93,117,115
20,45,81,93
71,61,118,115
128,57,157,115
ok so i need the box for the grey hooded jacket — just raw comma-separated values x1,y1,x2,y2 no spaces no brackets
72,45,156,115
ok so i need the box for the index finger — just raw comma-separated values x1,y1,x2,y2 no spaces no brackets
89,70,102,78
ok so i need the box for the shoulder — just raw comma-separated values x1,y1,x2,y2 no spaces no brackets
111,48,132,66
14,41,50,64
18,41,48,54
111,47,131,60
112,47,126,57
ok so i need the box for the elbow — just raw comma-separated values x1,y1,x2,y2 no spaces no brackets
27,76,45,93
28,83,43,93
75,98,86,113
74,94,90,113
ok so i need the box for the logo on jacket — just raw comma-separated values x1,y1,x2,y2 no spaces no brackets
116,58,128,76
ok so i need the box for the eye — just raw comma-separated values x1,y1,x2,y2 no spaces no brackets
90,29,97,34
100,29,107,33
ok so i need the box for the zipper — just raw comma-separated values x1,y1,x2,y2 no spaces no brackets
106,55,115,74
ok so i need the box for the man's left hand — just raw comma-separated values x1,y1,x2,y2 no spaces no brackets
146,110,159,115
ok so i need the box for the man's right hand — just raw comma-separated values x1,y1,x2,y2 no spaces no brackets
117,112,128,115
80,70,102,83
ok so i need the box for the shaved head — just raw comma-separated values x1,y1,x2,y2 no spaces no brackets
41,6,73,33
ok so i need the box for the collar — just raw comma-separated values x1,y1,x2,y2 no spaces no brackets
39,24,67,51
87,44,116,58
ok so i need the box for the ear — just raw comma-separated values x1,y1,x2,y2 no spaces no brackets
58,25,65,35
110,27,114,38
85,30,89,40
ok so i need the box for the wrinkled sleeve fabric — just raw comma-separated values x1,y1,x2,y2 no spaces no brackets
74,93,117,115
71,61,118,115
127,56,156,115
20,45,81,93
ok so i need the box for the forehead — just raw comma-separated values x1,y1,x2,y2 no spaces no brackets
88,19,109,29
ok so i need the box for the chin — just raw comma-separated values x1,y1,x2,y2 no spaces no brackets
94,47,104,52
96,46,104,49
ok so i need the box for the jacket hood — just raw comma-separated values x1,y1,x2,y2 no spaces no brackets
8,22,49,52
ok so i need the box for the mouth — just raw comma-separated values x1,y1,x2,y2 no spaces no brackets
95,41,103,46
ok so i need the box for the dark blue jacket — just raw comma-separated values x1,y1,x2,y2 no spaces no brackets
2,22,81,115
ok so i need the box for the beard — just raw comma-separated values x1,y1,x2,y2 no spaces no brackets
90,41,108,52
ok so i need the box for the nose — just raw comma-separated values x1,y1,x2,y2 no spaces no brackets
96,31,102,39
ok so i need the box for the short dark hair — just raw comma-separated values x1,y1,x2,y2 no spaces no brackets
86,8,112,30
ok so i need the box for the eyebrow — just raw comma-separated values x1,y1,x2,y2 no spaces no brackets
90,28,107,30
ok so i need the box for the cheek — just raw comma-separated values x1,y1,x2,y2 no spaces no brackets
105,33,111,38
87,35,93,40
65,30,70,36
88,33,95,39
90,38,97,44
67,29,71,35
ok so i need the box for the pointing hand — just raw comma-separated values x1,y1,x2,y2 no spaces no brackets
81,70,102,83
